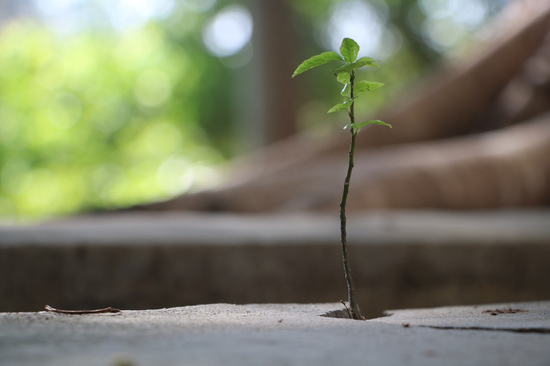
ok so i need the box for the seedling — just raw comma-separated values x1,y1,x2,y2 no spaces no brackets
292,38,391,320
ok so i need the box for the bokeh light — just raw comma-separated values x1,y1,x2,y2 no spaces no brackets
0,18,225,221
420,0,489,51
202,5,253,58
0,0,514,222
324,0,396,59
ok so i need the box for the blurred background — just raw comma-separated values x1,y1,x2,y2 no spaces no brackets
0,0,515,222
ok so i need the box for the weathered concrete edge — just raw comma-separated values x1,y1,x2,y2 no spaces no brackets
2,210,550,317
1,210,549,247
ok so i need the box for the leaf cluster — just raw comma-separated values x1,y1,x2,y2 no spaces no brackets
292,38,391,133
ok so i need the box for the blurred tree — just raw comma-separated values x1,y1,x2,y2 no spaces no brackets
135,0,550,214
0,0,512,220
251,0,301,145
0,21,224,219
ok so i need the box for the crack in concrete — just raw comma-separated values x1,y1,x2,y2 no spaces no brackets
418,325,550,334
321,309,351,319
324,305,550,334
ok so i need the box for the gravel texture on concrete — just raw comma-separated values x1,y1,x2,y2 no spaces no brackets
1,302,549,366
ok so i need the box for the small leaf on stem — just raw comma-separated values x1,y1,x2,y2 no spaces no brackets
355,57,379,69
292,52,343,77
328,97,356,113
328,103,348,114
340,84,350,97
336,72,350,85
337,72,351,96
344,120,392,133
332,63,354,75
355,81,384,95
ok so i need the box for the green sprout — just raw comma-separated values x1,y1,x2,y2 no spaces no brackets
293,37,392,320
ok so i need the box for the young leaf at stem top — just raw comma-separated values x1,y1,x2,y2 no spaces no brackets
355,57,379,69
340,38,360,63
292,51,343,78
331,58,380,75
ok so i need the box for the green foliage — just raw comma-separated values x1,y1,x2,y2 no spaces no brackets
0,0,495,221
292,51,343,77
355,81,384,94
0,21,225,220
288,0,453,136
355,57,380,69
292,38,381,80
328,97,356,113
331,58,379,75
292,37,390,130
336,72,350,85
339,38,360,63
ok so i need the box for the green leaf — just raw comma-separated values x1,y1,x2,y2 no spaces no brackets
328,97,356,113
331,63,354,75
355,57,379,69
355,80,384,95
340,38,360,63
344,120,392,133
337,72,351,96
332,58,380,74
292,52,343,77
328,103,348,113
336,72,350,85
340,83,350,97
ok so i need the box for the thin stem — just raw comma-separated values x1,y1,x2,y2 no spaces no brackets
340,71,363,320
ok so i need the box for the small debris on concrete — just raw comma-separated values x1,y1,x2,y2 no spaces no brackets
424,350,436,357
45,305,121,315
482,308,529,316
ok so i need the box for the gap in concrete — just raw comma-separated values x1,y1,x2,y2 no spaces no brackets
320,308,351,319
371,301,550,334
417,325,550,334
320,307,389,320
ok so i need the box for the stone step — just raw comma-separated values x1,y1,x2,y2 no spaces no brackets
1,210,549,318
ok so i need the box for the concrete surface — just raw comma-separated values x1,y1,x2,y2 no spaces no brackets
375,301,550,332
1,302,549,366
1,210,550,317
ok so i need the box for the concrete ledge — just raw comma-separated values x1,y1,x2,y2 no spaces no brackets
1,302,549,366
376,301,550,332
1,210,550,317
